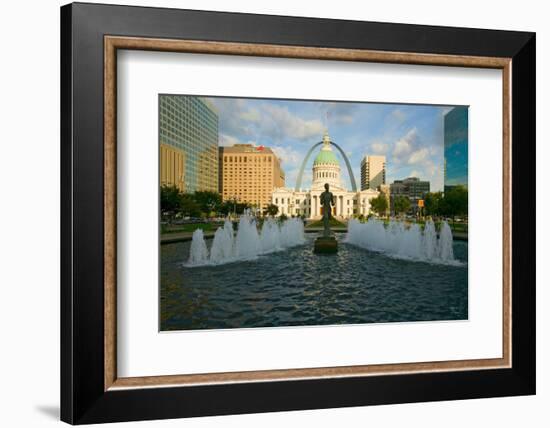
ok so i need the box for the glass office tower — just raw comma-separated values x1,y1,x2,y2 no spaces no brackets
444,106,468,192
159,95,219,193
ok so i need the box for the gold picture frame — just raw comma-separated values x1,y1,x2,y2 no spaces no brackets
103,36,512,391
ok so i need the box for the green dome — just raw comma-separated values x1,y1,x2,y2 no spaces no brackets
313,149,339,166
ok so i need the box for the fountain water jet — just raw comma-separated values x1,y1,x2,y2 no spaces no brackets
209,220,235,263
345,218,459,265
235,214,261,259
188,229,209,265
187,212,305,267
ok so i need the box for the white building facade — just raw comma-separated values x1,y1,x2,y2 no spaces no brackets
272,132,379,219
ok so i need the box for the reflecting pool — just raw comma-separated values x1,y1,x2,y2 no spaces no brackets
160,233,468,331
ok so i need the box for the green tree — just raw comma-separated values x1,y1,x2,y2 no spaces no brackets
393,196,411,217
193,191,222,216
263,203,279,217
369,194,388,217
219,200,233,216
442,185,468,221
424,191,444,216
219,199,252,216
160,185,182,223
235,202,252,215
179,193,201,217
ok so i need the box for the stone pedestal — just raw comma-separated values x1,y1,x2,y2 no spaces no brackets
314,236,338,254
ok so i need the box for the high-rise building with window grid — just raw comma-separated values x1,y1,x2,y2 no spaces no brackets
360,155,386,191
219,144,285,211
159,95,219,193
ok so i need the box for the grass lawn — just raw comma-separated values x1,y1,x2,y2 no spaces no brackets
413,219,468,233
161,222,223,234
377,218,468,234
306,218,346,228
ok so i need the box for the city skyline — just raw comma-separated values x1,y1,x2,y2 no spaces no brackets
206,96,454,192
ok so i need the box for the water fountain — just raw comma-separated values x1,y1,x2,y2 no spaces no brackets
188,229,209,265
209,220,235,263
345,218,458,264
187,212,306,266
168,214,467,331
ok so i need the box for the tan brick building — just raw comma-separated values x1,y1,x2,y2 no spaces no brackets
219,144,285,210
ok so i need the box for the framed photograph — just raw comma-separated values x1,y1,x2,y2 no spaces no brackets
61,2,535,424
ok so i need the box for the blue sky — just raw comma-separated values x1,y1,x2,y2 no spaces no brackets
206,96,454,192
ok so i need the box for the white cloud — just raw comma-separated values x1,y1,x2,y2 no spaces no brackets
392,128,418,161
429,146,439,156
211,98,325,144
407,148,429,165
385,127,444,191
371,141,389,154
219,133,240,147
403,158,443,191
239,109,261,122
262,104,324,141
271,145,301,168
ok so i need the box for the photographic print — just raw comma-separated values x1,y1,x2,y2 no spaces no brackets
159,95,469,331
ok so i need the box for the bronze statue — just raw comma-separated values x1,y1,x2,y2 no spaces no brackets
319,183,335,237
314,183,338,253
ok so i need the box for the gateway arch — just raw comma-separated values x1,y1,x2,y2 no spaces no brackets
295,140,357,192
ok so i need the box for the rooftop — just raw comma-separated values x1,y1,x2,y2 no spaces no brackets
220,144,276,155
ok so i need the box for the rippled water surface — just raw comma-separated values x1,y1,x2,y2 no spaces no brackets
160,234,468,331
